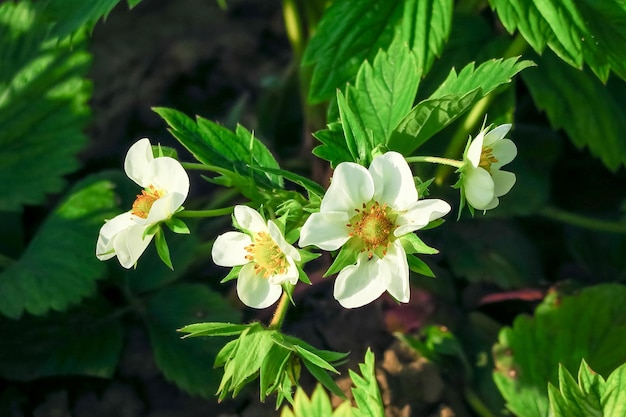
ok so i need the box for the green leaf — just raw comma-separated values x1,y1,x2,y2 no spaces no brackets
0,301,123,380
337,89,373,164
401,0,453,77
312,123,354,168
0,2,92,211
303,0,402,103
346,35,421,145
248,165,325,197
523,51,626,171
493,284,626,417
603,362,626,416
259,343,291,398
350,349,384,417
41,0,126,40
388,91,479,154
145,284,240,397
281,385,352,417
179,322,251,338
153,107,283,193
489,0,626,82
0,173,123,318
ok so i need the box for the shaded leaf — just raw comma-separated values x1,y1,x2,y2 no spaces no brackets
350,349,384,417
145,284,240,397
0,173,123,318
493,284,626,417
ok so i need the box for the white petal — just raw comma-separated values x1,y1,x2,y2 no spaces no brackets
369,151,417,210
268,256,299,286
149,157,190,200
463,167,495,210
237,263,282,309
380,242,410,303
212,231,251,267
145,193,183,224
466,131,484,168
96,212,136,260
113,224,153,269
298,211,351,251
333,253,387,308
268,220,301,262
491,138,517,169
483,196,500,210
320,162,374,213
234,205,267,234
395,199,451,236
124,138,154,187
483,124,511,147
492,169,516,197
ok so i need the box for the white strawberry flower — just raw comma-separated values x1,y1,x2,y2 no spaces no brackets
299,152,450,309
96,138,189,268
212,205,301,309
460,124,517,211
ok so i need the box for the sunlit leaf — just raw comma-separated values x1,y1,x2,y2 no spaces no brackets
489,0,626,82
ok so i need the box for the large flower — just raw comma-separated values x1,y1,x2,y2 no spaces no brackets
298,152,451,309
96,138,190,268
460,124,517,211
212,205,301,309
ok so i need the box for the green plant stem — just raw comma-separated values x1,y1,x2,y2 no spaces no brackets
464,388,496,417
405,155,464,169
268,291,291,330
540,206,626,234
177,207,233,218
434,33,529,185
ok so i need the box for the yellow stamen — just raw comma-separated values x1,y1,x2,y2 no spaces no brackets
479,146,498,172
131,185,164,218
244,231,289,278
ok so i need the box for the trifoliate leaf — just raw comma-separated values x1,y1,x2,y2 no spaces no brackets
0,173,123,319
523,51,626,171
302,0,402,103
0,1,91,211
145,284,240,397
493,284,626,417
489,0,626,82
0,301,123,380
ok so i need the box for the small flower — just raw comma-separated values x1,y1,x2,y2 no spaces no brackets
96,138,190,268
460,124,517,211
212,205,301,309
299,152,450,309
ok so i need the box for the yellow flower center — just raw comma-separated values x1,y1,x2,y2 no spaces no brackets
347,201,397,259
131,185,165,219
479,146,498,173
244,231,289,278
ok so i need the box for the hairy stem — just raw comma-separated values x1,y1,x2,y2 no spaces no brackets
406,155,464,169
268,290,291,330
177,207,233,218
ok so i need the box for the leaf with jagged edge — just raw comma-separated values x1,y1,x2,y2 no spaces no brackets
489,0,626,82
0,1,91,211
493,284,626,417
280,385,353,417
0,172,126,319
523,51,626,172
388,57,533,154
548,360,626,417
303,0,402,103
350,349,384,417
145,284,240,397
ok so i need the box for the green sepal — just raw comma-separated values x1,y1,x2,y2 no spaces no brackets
179,322,252,338
220,265,242,284
164,217,190,234
298,248,321,264
406,255,435,278
248,165,325,198
152,144,178,159
283,282,296,306
154,228,173,270
142,222,161,240
297,265,312,285
400,233,439,255
324,240,360,277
